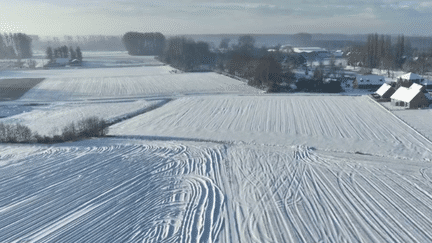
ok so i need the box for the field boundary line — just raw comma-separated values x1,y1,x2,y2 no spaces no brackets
366,95,432,151
106,98,172,126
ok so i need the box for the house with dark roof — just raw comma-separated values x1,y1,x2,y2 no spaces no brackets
355,75,386,90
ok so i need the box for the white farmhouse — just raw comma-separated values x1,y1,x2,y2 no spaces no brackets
397,72,424,84
390,84,429,109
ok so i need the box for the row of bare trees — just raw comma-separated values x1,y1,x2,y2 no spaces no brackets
122,32,165,56
159,37,215,71
0,33,32,59
46,46,82,62
217,35,296,92
347,33,432,75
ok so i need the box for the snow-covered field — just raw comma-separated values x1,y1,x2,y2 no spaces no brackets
19,72,260,102
393,108,432,141
110,95,432,160
1,66,260,102
1,52,432,242
2,140,432,242
1,99,165,136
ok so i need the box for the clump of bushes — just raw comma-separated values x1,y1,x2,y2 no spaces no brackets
0,116,108,144
0,123,33,143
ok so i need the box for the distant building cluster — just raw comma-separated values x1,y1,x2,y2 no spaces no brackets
271,44,343,62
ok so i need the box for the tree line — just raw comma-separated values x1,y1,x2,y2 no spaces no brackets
154,34,299,92
159,36,216,71
122,32,165,56
0,33,32,59
216,35,297,92
347,33,432,75
46,46,82,62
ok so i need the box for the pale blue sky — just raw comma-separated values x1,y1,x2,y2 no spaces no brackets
1,0,432,36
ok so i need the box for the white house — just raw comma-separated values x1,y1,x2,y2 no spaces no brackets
397,72,424,83
390,84,429,108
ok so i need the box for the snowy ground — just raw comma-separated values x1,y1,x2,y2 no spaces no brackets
0,99,165,136
19,72,260,102
1,53,432,242
110,95,432,160
392,107,432,141
2,139,432,242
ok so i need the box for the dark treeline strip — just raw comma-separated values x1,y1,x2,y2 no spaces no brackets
347,33,432,75
159,36,216,72
158,35,300,92
122,32,165,56
46,46,82,62
0,33,32,59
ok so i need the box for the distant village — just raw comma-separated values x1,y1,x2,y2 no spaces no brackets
263,42,432,109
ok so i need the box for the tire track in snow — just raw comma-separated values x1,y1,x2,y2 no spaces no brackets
0,142,226,242
222,145,432,242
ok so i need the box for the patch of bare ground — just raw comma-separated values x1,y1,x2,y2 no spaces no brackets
0,78,45,101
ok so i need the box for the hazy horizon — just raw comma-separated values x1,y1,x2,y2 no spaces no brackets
2,0,432,37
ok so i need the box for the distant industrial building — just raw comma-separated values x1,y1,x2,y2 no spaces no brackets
278,45,329,60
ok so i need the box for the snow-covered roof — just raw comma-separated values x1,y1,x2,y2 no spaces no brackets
391,86,422,103
357,75,386,85
292,47,327,54
376,83,393,96
398,72,423,81
409,83,424,91
421,79,432,86
55,58,69,64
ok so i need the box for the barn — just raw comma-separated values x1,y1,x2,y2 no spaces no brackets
375,83,396,99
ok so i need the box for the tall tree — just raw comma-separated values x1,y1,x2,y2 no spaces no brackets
395,35,405,69
61,45,69,58
253,55,282,89
46,47,53,62
69,46,76,60
236,35,255,54
76,46,82,62
122,32,165,55
219,38,230,50
0,34,7,58
54,48,59,58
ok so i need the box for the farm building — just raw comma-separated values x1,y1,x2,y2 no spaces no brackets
354,75,386,90
375,83,396,99
397,72,424,84
390,84,430,109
